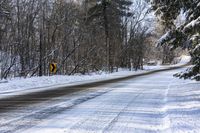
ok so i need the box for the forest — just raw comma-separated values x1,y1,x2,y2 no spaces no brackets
0,0,199,80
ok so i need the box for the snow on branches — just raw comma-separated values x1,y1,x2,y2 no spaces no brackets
183,16,200,34
151,0,200,80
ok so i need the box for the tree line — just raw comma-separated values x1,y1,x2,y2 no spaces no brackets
0,0,170,79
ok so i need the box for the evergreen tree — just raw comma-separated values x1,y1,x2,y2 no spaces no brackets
85,0,133,72
151,0,200,80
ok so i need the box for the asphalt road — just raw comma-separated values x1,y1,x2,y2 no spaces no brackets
0,67,200,133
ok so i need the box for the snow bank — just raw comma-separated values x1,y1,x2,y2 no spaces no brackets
178,55,191,65
0,69,147,94
0,55,191,95
144,55,191,70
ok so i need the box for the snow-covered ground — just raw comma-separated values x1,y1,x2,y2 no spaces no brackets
0,55,190,95
144,55,191,70
1,67,199,133
23,69,200,133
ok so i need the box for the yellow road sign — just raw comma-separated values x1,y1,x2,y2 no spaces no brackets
50,63,57,73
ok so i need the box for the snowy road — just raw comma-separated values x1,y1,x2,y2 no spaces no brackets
0,68,200,133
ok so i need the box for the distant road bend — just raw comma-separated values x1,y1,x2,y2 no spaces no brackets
0,66,200,133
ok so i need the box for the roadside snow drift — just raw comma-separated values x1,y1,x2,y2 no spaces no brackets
0,55,190,95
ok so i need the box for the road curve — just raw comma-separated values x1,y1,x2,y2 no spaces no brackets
1,67,200,133
0,64,188,112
